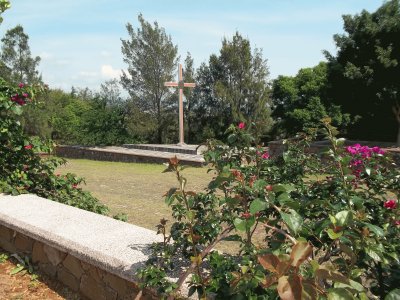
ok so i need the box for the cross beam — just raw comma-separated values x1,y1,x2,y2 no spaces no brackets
164,64,195,145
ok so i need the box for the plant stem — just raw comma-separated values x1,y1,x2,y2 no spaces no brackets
263,223,296,244
169,226,233,299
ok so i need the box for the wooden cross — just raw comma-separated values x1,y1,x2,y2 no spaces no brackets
164,64,195,145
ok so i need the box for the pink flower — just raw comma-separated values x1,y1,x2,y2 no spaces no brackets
10,94,26,105
372,146,385,155
241,212,252,219
24,145,33,150
395,220,400,226
261,152,270,159
72,184,78,189
18,83,24,88
384,199,397,209
238,122,245,129
346,146,358,155
22,93,29,98
350,159,363,167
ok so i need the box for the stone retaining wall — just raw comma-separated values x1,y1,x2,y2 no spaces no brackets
0,226,147,300
55,145,204,166
268,139,400,165
0,194,164,300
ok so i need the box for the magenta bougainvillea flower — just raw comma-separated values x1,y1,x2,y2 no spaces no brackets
238,122,245,129
24,144,33,150
346,144,385,157
384,199,397,209
18,82,24,88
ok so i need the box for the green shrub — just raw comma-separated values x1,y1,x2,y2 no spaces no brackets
138,120,400,299
0,78,108,215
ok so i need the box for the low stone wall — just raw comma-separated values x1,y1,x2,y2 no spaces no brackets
268,139,400,164
55,145,204,166
0,194,163,300
0,227,144,300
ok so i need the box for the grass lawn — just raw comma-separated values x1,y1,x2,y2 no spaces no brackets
57,159,215,231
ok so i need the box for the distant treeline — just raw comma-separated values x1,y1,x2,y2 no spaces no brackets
1,0,399,145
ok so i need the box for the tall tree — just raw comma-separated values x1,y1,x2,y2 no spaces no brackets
0,25,41,84
120,14,178,143
326,0,400,144
189,32,272,142
271,62,350,138
214,32,272,136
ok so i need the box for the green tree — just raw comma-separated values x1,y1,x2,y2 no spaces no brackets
0,25,41,84
326,0,400,144
214,32,272,135
120,14,178,143
189,62,229,142
190,32,272,142
271,62,350,138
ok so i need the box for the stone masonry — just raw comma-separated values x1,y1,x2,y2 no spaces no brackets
0,194,165,300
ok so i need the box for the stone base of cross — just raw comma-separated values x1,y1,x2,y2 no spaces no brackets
164,64,195,146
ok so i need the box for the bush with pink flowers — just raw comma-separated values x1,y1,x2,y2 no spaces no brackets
0,78,108,214
138,119,400,299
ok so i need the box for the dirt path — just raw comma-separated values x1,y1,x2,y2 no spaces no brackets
0,250,79,300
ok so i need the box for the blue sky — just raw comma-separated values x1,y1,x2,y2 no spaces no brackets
0,0,384,92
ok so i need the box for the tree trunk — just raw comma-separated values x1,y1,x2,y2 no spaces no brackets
393,103,400,146
397,121,400,147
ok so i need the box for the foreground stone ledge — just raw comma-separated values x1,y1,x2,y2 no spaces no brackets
0,194,164,299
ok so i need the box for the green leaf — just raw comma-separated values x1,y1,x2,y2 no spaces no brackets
273,184,296,193
350,196,364,210
365,247,382,262
328,288,355,300
363,223,385,237
252,179,267,190
329,215,336,225
234,218,246,232
327,228,343,240
280,209,303,235
250,198,267,214
10,265,25,275
335,210,352,226
164,188,177,206
385,289,400,300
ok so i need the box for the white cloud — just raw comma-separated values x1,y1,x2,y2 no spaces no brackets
101,65,122,79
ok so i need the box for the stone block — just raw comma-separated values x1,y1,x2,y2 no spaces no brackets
80,274,107,300
0,239,16,253
39,262,58,277
81,260,91,272
32,241,48,264
86,265,105,283
43,244,66,266
14,232,33,252
105,286,118,300
63,254,84,279
103,273,127,297
57,267,80,291
0,226,11,241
